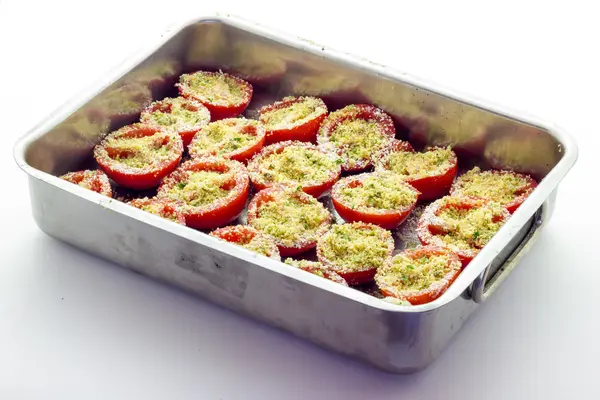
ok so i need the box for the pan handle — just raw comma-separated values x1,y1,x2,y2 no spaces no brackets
470,201,548,304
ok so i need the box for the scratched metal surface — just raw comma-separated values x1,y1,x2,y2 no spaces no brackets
14,16,577,373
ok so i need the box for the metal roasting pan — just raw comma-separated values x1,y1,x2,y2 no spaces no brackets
13,14,578,373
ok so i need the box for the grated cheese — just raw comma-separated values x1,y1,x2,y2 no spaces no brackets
380,147,455,179
260,97,326,131
131,199,181,223
162,170,232,208
335,172,418,212
142,97,210,131
250,143,339,187
250,188,331,247
328,118,389,167
376,254,451,292
318,223,392,273
242,234,279,258
60,170,110,195
179,71,247,106
211,226,279,259
101,129,179,170
434,197,507,250
452,167,534,206
189,119,262,158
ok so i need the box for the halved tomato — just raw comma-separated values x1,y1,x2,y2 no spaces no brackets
210,225,281,261
60,169,112,197
317,104,395,172
375,246,462,305
374,140,458,201
316,222,394,285
283,259,348,286
331,171,420,229
140,97,210,146
128,197,185,225
176,71,253,120
157,158,249,230
258,96,328,144
247,141,341,198
94,123,183,190
188,118,266,163
247,186,332,256
450,167,538,214
417,196,510,267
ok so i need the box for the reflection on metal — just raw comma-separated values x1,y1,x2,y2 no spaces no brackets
26,109,110,175
16,16,577,374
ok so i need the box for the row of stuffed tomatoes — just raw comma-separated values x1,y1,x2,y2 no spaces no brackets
59,70,538,305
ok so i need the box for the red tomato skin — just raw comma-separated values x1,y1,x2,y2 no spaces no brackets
316,222,394,285
265,112,326,145
94,124,183,190
332,196,417,230
184,185,248,229
338,268,377,286
157,158,250,230
247,186,332,256
374,141,458,202
377,246,462,305
450,170,538,214
259,97,328,144
331,172,419,230
317,104,396,172
229,136,266,164
60,170,113,197
128,197,186,225
177,71,253,120
416,197,510,268
140,97,210,147
188,119,266,164
101,156,182,190
209,225,281,261
248,141,341,198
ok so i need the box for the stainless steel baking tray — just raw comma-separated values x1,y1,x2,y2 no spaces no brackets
13,15,578,373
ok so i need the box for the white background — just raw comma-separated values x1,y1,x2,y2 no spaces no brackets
1,1,599,399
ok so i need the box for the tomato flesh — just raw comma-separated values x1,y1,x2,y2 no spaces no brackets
259,96,328,144
188,118,266,164
128,197,185,225
331,172,419,230
94,123,183,190
60,169,112,197
247,141,341,198
316,222,394,285
177,71,253,120
450,169,538,214
374,140,458,202
140,97,210,146
157,158,250,230
416,196,510,267
247,186,332,256
210,225,281,261
317,104,395,172
375,246,462,305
